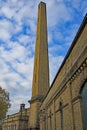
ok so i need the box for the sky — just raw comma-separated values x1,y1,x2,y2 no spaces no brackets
0,0,87,115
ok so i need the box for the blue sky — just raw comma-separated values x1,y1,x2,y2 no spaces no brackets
0,0,87,115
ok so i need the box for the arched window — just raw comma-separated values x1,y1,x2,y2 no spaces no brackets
80,81,87,130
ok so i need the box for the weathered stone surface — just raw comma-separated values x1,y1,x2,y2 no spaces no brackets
29,2,49,130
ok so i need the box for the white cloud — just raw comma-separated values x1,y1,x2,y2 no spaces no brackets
0,29,10,41
49,44,63,54
7,95,30,115
1,6,15,19
0,54,10,74
46,0,71,27
49,55,64,84
0,19,14,41
0,0,87,115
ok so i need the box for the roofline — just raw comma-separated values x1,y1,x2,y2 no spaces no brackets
51,13,87,87
43,13,87,102
5,108,29,119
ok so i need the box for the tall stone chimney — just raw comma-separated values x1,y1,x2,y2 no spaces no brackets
29,2,49,130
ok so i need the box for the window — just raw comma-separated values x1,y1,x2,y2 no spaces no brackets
60,102,64,130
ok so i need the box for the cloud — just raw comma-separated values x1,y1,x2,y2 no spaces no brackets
0,19,12,41
46,0,72,27
1,6,15,19
49,55,64,84
8,95,31,115
0,0,87,115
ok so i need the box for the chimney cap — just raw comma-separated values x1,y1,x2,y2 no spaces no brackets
39,1,46,5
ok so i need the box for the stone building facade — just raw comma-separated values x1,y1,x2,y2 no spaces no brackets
2,104,29,130
2,1,87,130
39,12,87,130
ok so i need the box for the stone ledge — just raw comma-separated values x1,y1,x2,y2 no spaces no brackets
28,95,44,104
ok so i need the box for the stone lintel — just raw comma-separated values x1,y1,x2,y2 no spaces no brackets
71,95,82,103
